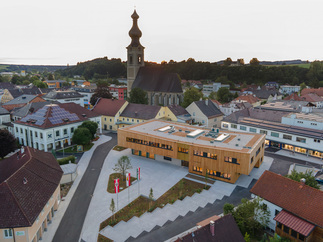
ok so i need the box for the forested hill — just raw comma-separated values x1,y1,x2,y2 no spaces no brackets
55,57,126,80
0,64,67,72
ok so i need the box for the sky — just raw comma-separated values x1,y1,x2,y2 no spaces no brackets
1,0,323,65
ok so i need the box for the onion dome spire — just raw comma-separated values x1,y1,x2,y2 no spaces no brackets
128,10,142,47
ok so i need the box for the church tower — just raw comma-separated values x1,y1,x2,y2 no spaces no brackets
127,10,144,93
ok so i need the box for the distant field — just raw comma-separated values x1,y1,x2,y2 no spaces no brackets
265,63,311,69
0,65,9,71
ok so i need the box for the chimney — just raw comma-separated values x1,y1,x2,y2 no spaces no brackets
210,220,215,236
205,99,208,106
21,146,25,154
300,178,306,185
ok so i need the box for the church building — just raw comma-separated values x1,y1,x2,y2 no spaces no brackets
127,10,184,106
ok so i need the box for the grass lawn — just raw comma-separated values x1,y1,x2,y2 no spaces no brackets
100,178,209,230
107,173,137,193
113,145,127,151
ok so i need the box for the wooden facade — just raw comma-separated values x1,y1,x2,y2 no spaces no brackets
118,120,266,183
276,223,323,242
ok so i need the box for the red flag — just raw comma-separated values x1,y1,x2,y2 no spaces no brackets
114,178,119,193
126,173,131,187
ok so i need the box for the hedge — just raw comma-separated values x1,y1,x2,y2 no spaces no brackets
57,155,76,165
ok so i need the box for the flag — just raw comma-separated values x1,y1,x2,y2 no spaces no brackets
114,178,119,193
126,173,131,187
137,167,140,180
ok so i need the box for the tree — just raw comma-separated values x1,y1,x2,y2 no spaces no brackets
109,198,116,221
216,87,234,103
128,87,148,104
113,156,132,181
181,87,203,108
0,130,17,158
79,121,98,139
286,169,319,189
244,232,250,242
249,58,260,66
237,58,245,65
149,188,154,210
33,80,48,88
208,91,217,100
90,83,112,106
48,73,55,80
72,127,92,145
224,198,270,237
300,82,307,93
224,57,233,66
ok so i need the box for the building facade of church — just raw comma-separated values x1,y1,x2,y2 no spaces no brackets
127,10,184,106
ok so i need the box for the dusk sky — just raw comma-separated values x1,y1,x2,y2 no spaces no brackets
1,0,322,65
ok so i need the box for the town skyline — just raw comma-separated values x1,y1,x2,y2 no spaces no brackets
1,0,323,65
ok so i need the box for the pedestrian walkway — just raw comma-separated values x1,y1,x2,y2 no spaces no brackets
42,135,112,242
90,153,273,242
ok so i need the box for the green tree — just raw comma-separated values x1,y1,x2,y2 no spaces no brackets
110,198,116,221
0,130,17,158
48,73,55,80
22,80,30,85
79,121,98,139
181,87,203,108
216,87,234,103
300,82,307,93
244,232,250,242
113,156,132,181
224,57,233,66
269,233,290,242
90,83,112,106
128,87,148,104
286,169,319,189
249,58,260,66
72,127,92,145
223,203,235,215
208,91,217,100
237,58,245,65
233,92,239,98
33,80,48,88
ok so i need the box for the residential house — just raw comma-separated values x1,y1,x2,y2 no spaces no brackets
251,89,282,103
279,85,301,95
14,103,101,151
1,87,41,104
2,95,46,112
0,147,63,242
164,104,190,123
251,170,323,241
92,98,128,131
265,82,279,89
202,83,230,97
43,80,67,89
43,90,84,107
233,94,261,107
0,106,10,130
108,85,127,100
71,85,97,108
284,92,303,101
301,93,323,108
11,101,56,121
174,214,244,242
186,100,224,128
301,88,323,97
220,101,252,116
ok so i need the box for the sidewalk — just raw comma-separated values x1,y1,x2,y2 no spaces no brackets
42,135,112,242
79,149,188,242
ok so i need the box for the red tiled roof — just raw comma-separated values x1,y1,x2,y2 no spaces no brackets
250,170,323,228
301,93,323,102
92,98,126,116
234,94,260,104
0,147,63,228
274,210,315,236
301,88,323,97
284,92,302,101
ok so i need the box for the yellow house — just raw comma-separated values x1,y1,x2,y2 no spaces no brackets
92,98,128,131
0,147,63,242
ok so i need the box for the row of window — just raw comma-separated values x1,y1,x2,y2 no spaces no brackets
277,223,305,241
224,156,239,164
230,124,319,144
193,150,217,160
126,137,173,151
178,147,189,154
17,127,75,138
207,169,231,180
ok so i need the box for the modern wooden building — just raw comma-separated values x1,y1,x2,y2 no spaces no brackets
118,120,266,183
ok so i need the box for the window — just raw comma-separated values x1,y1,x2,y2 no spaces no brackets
297,121,303,124
35,132,38,138
137,120,139,123
56,130,60,136
222,123,229,128
40,133,43,139
127,119,129,121
271,132,279,137
256,147,261,156
16,127,18,132
104,118,106,121
126,137,173,151
249,128,257,133
283,225,290,234
283,134,292,140
110,119,112,122
275,209,280,216
64,129,67,135
132,119,134,122
208,170,231,180
193,150,217,160
71,127,74,133
193,166,203,173
311,122,317,126
250,157,254,163
3,229,13,238
296,137,306,143
224,156,239,164
20,128,23,133
260,130,267,135
214,118,217,122
298,234,305,241
277,222,282,229
231,124,237,129
193,112,195,116
240,126,247,131
291,229,297,238
314,139,321,143
178,147,189,154
164,156,172,161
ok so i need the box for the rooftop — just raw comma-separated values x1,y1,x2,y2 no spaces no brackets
0,147,63,228
2,94,39,106
250,170,323,228
92,98,127,116
285,112,323,123
121,120,264,152
44,90,84,99
120,103,161,120
193,100,223,118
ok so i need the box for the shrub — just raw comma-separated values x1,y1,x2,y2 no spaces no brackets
57,155,76,165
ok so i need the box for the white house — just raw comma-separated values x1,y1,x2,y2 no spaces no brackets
43,90,85,107
279,85,301,95
14,103,101,152
0,106,10,130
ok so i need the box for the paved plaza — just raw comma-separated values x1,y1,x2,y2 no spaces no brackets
80,147,273,242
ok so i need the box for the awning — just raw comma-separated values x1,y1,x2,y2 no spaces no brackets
274,210,315,236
